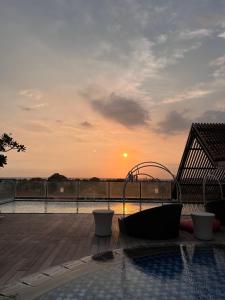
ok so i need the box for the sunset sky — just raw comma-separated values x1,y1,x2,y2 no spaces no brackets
1,0,225,178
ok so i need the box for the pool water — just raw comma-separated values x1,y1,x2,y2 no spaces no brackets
0,200,203,215
34,244,225,300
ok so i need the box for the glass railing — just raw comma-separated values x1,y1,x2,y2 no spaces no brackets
15,180,46,198
0,179,173,202
0,180,15,203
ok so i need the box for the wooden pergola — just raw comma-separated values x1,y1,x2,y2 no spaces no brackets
176,123,225,203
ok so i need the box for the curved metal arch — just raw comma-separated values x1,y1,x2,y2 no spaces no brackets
128,161,173,177
134,173,159,181
203,167,225,205
122,161,182,215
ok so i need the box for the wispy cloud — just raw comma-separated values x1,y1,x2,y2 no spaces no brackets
162,87,212,104
19,89,44,101
90,93,150,128
20,121,51,133
127,38,163,79
172,42,201,59
18,105,32,112
115,37,201,100
179,29,212,40
217,31,225,39
80,121,93,128
157,34,168,44
197,110,225,123
18,103,48,111
210,55,225,78
18,89,48,111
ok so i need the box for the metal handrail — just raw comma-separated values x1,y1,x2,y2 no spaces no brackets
122,161,182,216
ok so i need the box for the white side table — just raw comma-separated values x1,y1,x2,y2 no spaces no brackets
191,212,215,240
92,209,114,237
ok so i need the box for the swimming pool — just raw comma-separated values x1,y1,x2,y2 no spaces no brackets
12,244,225,299
0,200,203,215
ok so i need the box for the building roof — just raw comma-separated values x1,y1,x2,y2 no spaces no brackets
193,123,225,163
176,123,225,202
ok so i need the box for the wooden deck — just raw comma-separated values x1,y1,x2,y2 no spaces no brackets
0,213,225,289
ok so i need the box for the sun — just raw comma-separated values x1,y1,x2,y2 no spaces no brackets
122,152,128,158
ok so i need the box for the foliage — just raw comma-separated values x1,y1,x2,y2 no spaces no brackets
48,173,69,181
89,177,100,181
0,133,26,167
29,177,45,181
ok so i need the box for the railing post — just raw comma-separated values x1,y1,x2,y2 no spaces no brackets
107,181,110,210
76,198,79,213
45,180,48,199
77,180,80,200
139,181,142,211
14,179,18,200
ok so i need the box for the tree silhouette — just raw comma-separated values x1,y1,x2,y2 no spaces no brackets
89,177,100,181
48,173,68,181
0,133,26,167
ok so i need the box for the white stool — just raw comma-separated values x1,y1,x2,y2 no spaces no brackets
92,209,114,237
191,212,215,240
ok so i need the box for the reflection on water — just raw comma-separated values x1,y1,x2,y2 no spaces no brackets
0,201,162,214
0,201,204,215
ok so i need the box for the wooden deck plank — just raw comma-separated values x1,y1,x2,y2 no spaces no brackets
0,213,224,289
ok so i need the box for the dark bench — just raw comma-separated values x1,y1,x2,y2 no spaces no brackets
205,199,225,225
118,204,183,239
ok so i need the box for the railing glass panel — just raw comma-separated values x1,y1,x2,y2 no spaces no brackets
47,181,78,198
141,181,171,199
110,182,140,199
0,180,15,203
79,181,108,199
15,180,46,198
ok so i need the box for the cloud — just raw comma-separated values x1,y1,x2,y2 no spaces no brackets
80,121,93,128
90,94,150,128
113,37,201,101
155,109,225,135
157,34,168,44
82,35,203,106
171,42,201,59
155,110,191,135
20,121,51,133
197,110,225,123
162,87,212,104
126,37,202,89
94,41,113,59
127,38,164,79
179,29,212,40
19,105,32,111
18,103,48,111
18,88,48,111
107,24,122,33
79,85,106,100
19,89,44,101
210,55,225,78
218,31,225,39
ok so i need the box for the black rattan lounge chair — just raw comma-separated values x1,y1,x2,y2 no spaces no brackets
203,168,225,225
205,199,225,225
118,204,183,239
